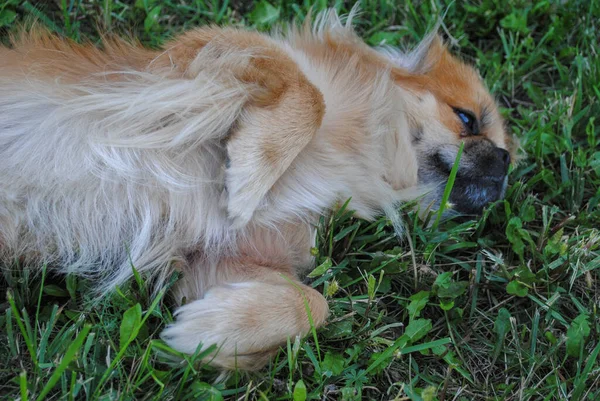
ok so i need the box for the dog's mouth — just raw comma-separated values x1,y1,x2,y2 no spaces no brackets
419,142,510,215
446,174,508,215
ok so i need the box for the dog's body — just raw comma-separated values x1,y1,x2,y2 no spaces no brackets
0,11,514,369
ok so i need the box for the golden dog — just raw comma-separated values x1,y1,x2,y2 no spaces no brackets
0,10,514,370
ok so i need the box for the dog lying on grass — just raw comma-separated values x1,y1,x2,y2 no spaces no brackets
0,9,514,370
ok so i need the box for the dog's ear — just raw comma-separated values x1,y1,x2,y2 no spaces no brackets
384,32,447,75
404,33,446,74
225,71,325,228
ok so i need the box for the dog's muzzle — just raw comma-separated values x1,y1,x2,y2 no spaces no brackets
421,140,511,215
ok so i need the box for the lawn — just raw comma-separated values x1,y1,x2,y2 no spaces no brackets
1,0,599,400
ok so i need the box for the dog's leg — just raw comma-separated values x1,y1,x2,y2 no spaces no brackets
161,262,328,370
159,30,328,370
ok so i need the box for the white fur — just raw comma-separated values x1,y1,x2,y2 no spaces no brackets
0,50,254,290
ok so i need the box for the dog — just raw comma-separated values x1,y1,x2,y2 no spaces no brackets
0,9,515,370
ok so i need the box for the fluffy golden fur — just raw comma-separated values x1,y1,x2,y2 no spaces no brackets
0,9,515,370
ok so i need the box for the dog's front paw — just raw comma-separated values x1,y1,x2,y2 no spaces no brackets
160,284,245,357
160,292,225,355
160,281,328,370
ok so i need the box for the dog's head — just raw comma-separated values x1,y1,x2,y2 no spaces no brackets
222,20,516,227
387,35,516,216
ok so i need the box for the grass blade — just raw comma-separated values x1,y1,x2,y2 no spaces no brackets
20,370,28,401
432,141,465,230
7,290,38,371
571,341,600,401
35,324,92,401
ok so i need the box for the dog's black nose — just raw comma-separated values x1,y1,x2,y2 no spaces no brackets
495,148,511,171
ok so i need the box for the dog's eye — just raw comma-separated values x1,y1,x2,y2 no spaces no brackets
453,108,479,136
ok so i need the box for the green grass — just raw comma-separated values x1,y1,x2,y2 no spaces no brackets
1,0,599,400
